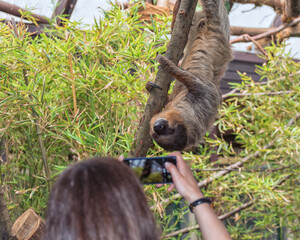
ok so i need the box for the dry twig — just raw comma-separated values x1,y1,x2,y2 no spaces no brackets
225,90,294,98
222,71,300,100
240,34,268,56
163,198,256,238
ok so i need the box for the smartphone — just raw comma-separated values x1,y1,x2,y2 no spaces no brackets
123,156,176,185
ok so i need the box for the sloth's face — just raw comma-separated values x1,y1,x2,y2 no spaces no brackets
150,110,188,151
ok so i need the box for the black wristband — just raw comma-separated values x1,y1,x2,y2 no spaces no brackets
189,197,211,213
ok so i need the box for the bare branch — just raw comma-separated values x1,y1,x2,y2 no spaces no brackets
225,90,294,99
231,26,269,36
0,0,49,24
242,34,268,56
130,0,198,157
231,24,300,37
163,198,255,238
193,164,297,172
218,199,256,220
222,71,300,100
230,17,300,44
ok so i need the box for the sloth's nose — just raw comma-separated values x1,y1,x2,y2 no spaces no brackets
153,119,168,135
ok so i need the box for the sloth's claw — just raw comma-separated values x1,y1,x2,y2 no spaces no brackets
145,81,163,92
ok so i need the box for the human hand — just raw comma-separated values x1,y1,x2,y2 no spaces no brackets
165,152,204,203
118,155,124,162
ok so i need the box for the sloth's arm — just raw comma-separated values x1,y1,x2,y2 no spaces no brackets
157,54,217,95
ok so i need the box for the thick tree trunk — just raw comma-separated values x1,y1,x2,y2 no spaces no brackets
130,0,198,157
52,0,78,25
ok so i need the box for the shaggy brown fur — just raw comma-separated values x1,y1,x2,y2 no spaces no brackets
150,0,232,151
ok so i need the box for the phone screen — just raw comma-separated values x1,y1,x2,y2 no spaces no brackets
123,156,176,184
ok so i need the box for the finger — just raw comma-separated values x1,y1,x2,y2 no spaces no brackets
165,162,183,184
167,183,175,192
168,152,190,176
118,155,124,162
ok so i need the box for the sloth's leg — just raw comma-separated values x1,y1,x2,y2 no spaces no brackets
157,54,216,95
201,0,230,41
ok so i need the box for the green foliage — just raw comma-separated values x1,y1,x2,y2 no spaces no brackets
148,44,299,239
208,44,299,240
0,4,169,219
0,3,299,240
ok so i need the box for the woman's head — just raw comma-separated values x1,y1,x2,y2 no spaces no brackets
45,157,160,240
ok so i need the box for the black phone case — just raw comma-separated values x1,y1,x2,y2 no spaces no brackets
123,156,176,185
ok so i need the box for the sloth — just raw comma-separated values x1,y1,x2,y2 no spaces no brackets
150,0,232,151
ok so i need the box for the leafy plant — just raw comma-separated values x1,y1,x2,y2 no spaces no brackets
0,4,169,219
0,3,299,240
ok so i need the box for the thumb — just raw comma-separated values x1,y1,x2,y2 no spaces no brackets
165,162,182,183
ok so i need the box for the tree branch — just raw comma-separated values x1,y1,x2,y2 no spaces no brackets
230,16,300,44
231,26,270,36
222,71,300,100
193,164,297,172
242,34,268,56
231,15,300,37
163,198,256,238
130,0,198,157
224,90,294,99
52,0,78,25
0,0,49,24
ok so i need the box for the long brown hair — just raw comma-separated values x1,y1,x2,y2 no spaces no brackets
44,157,160,240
